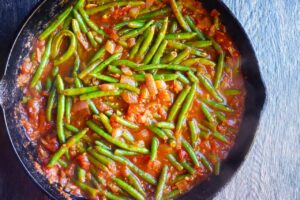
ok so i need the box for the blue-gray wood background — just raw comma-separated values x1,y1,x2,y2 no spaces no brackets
0,0,299,199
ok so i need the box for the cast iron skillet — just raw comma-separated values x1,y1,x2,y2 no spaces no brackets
0,0,266,199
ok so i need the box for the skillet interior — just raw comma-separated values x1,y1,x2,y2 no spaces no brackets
0,0,266,199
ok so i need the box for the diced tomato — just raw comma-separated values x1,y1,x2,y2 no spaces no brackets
121,91,138,104
76,153,90,170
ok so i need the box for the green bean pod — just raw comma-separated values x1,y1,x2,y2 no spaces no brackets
155,165,169,200
30,36,53,87
150,137,159,161
39,7,73,40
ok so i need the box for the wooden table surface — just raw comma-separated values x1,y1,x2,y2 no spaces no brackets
0,0,299,199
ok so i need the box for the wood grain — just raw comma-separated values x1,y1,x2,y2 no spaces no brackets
0,0,299,199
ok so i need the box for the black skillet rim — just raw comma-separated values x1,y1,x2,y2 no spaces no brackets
2,0,266,199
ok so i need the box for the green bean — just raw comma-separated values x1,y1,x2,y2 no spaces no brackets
62,14,72,30
56,75,66,144
167,85,191,122
187,71,199,83
128,170,146,196
216,112,226,122
214,53,225,88
161,51,177,64
172,174,189,184
202,99,233,112
30,36,53,87
214,160,221,175
115,115,139,129
165,189,181,199
75,181,98,197
64,123,79,133
94,35,103,44
212,132,229,143
170,21,178,33
113,178,145,200
72,18,89,49
186,41,212,48
97,113,112,133
169,0,191,32
89,47,106,64
175,83,197,146
114,149,139,156
115,19,145,30
73,9,88,33
58,159,68,168
136,25,156,61
87,121,149,154
121,130,134,143
155,165,168,200
130,35,144,60
92,53,122,74
162,129,175,139
165,32,197,40
156,122,175,129
36,81,43,91
197,73,224,102
108,65,122,74
95,140,111,150
181,58,216,67
88,154,109,171
91,73,119,83
106,83,140,93
137,7,171,20
39,7,73,40
51,66,59,77
120,20,154,40
45,77,52,91
88,149,114,166
172,48,191,64
112,59,139,69
137,64,192,72
167,40,207,57
181,162,195,174
78,7,107,36
63,86,99,96
128,21,145,28
95,147,156,184
77,166,86,182
90,168,105,186
167,154,183,171
48,128,88,167
118,28,133,36
133,73,178,81
144,17,168,64
103,191,127,200
75,0,85,9
46,86,57,121
198,152,213,172
148,125,168,140
182,139,200,167
86,1,145,15
224,89,241,96
87,31,98,48
188,119,199,147
150,137,159,161
80,90,121,100
65,96,72,123
151,40,168,64
185,15,206,40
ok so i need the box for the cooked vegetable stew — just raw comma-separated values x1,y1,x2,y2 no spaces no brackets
18,0,245,199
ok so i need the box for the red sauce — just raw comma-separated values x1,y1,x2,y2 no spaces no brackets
18,0,245,199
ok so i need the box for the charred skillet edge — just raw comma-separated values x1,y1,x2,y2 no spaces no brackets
2,0,76,200
2,0,266,200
